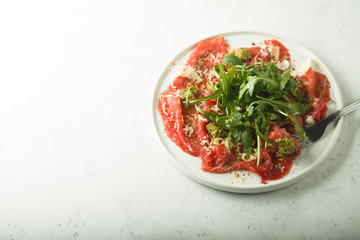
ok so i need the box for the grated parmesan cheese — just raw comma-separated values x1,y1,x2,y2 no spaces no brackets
200,139,210,146
183,124,194,137
211,137,224,145
198,114,209,122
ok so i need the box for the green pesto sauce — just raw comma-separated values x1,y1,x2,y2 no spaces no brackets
276,138,296,155
206,122,228,138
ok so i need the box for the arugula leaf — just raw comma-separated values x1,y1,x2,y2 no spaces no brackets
190,87,223,103
196,106,249,130
279,69,291,90
181,86,197,108
283,75,298,96
241,127,253,155
222,53,243,65
259,113,270,135
247,104,254,116
224,131,232,153
238,64,280,99
195,105,231,129
232,126,242,144
238,76,259,99
219,64,230,109
253,118,274,144
230,126,253,154
287,114,307,141
251,75,279,92
256,95,310,115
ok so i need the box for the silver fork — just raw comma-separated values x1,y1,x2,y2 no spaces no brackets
292,99,360,148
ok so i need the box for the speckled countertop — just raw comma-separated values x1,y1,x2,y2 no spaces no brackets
0,0,359,239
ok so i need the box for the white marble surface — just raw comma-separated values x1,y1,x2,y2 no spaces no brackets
0,0,359,239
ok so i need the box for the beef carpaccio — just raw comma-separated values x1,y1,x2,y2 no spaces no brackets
158,36,330,183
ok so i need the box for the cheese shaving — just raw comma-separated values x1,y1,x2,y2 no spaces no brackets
180,66,203,83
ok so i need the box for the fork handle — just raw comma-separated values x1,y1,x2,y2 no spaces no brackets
324,99,360,125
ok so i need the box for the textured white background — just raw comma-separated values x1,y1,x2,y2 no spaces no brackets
0,0,359,239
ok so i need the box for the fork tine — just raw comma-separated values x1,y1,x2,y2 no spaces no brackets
290,132,313,148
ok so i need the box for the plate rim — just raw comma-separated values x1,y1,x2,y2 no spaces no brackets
152,31,343,193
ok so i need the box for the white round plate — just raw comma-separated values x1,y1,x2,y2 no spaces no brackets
152,31,343,193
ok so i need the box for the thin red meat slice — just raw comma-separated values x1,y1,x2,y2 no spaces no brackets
158,36,229,157
158,76,201,156
244,46,270,65
186,36,229,69
301,67,330,103
301,67,331,122
279,115,303,133
264,125,302,181
200,144,256,173
308,99,328,122
263,39,291,62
